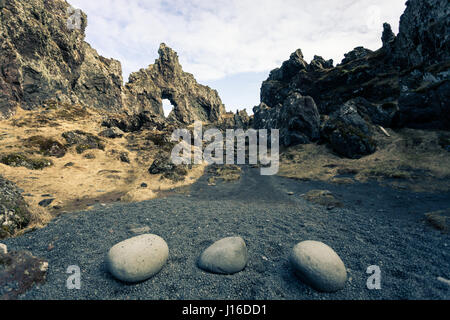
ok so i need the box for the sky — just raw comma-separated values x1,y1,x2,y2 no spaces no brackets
68,0,407,115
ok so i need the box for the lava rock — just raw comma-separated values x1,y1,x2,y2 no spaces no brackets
290,240,347,292
253,92,320,147
119,152,130,163
125,43,226,124
0,175,31,239
99,127,124,139
322,101,377,159
25,136,67,158
303,190,343,208
62,130,105,154
148,152,188,182
38,199,54,207
0,250,48,299
106,234,169,283
0,0,125,119
198,236,248,274
1,153,53,170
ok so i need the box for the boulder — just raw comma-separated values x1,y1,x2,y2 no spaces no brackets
148,152,188,182
24,136,67,158
322,101,377,159
290,240,347,292
62,130,105,154
0,250,48,299
106,234,169,283
38,198,54,208
0,175,31,239
1,153,53,170
198,237,248,274
253,92,320,147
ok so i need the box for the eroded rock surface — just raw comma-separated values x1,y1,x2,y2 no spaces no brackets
0,176,31,239
253,0,449,156
0,1,226,126
0,0,125,117
0,250,48,299
125,43,226,124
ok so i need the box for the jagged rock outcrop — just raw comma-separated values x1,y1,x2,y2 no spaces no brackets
253,0,449,157
392,0,449,69
217,109,252,130
0,0,226,126
0,0,126,118
125,43,226,124
391,0,450,130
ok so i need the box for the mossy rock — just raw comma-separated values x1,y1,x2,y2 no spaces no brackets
162,166,188,182
1,153,53,170
208,164,242,182
0,176,32,239
303,190,344,208
25,136,67,158
62,130,105,154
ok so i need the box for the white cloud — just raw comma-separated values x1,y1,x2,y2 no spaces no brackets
69,0,406,82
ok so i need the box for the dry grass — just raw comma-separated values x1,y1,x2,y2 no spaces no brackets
279,127,450,192
0,106,206,232
302,190,343,208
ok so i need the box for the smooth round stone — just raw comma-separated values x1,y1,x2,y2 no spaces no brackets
198,237,248,274
106,234,169,283
290,240,347,292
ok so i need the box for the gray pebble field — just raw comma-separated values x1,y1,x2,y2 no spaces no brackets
3,167,450,300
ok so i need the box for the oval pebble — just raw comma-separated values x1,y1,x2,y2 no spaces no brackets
198,236,248,274
290,240,347,292
106,234,169,283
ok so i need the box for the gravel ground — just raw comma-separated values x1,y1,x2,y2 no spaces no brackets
2,166,450,300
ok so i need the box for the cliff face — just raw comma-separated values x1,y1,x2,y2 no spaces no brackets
393,0,449,68
0,0,226,124
253,0,449,157
0,0,126,117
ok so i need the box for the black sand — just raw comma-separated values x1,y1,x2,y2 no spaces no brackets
3,166,450,300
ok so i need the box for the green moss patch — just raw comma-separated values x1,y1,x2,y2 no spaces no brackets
0,153,53,170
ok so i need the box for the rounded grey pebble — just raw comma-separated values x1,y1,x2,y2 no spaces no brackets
290,240,347,292
106,234,169,283
198,236,248,274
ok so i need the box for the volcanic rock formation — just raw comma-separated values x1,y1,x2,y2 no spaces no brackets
125,43,226,124
0,0,226,125
253,0,449,157
0,0,125,117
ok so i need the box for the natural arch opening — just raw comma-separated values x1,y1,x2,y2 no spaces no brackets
162,99,175,118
